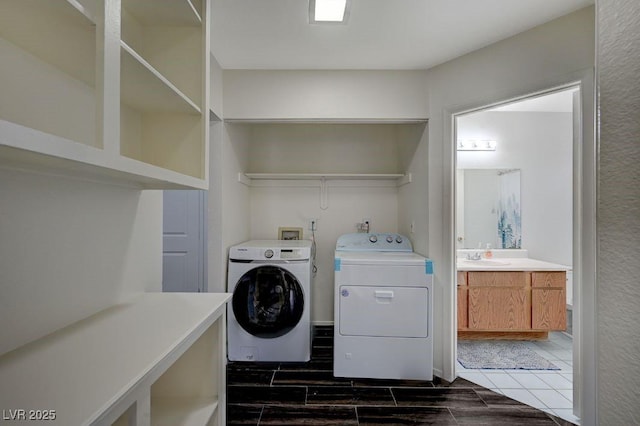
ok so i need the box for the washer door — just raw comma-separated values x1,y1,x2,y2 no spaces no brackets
232,265,305,338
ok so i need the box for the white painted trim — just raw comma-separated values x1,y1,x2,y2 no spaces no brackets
312,321,334,327
237,172,251,186
397,172,413,186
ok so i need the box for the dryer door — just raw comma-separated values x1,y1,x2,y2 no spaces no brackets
232,265,305,338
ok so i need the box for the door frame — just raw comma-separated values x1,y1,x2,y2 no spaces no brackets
445,69,596,423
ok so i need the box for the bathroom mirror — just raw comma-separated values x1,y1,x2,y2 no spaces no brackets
456,169,521,249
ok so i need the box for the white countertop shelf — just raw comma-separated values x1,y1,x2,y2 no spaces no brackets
457,257,572,271
151,397,218,426
0,120,207,189
0,292,231,426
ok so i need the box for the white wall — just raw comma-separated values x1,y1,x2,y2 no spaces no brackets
457,111,573,265
397,124,429,254
208,122,251,293
597,0,640,423
411,6,594,386
223,70,428,121
250,182,399,323
209,53,223,119
242,123,421,322
207,119,224,291
0,169,161,355
245,123,406,173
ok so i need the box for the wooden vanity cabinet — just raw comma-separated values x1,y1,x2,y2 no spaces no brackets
457,270,567,338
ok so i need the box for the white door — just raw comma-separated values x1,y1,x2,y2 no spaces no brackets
163,190,206,292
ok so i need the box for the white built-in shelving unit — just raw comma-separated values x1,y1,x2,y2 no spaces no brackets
0,293,231,426
0,0,209,189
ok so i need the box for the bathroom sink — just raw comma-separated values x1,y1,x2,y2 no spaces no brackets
460,259,510,266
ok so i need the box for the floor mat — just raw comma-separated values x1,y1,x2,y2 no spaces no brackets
457,341,560,370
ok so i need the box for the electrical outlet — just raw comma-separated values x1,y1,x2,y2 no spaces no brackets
308,218,318,231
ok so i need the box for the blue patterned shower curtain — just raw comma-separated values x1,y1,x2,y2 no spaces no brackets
497,170,522,249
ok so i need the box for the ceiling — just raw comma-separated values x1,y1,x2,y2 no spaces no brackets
210,0,593,70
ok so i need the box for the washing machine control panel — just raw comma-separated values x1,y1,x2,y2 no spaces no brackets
280,249,306,259
229,241,313,261
336,233,412,252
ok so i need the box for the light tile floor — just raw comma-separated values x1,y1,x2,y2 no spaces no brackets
457,332,579,425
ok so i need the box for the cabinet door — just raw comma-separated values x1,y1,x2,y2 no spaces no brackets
468,287,531,330
457,286,468,329
532,289,567,330
531,271,566,330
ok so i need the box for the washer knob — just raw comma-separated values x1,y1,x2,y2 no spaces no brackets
396,236,403,243
369,235,378,243
264,249,274,259
386,235,394,243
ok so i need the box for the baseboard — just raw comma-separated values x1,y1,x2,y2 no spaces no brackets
433,367,444,380
312,321,334,327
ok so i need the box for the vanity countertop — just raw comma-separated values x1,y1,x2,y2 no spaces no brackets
457,257,571,271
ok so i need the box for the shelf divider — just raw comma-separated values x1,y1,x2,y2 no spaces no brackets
121,42,201,114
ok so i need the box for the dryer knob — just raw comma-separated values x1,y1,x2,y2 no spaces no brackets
264,249,274,259
396,236,403,243
386,235,394,243
369,235,378,243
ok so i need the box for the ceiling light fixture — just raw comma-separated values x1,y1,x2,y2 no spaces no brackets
457,140,497,151
309,0,350,23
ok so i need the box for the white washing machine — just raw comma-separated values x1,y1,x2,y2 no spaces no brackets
228,240,312,362
334,233,433,380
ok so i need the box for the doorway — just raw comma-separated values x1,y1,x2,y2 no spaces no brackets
454,86,579,424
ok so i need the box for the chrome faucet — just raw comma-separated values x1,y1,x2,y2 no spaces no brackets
466,252,482,260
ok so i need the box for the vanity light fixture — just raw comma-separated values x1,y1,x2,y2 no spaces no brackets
457,140,497,151
309,0,351,23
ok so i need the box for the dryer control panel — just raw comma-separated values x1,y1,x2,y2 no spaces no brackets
336,233,412,252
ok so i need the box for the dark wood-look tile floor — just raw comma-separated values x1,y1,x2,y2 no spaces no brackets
227,326,576,425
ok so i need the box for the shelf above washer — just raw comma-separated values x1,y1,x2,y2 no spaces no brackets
240,173,411,186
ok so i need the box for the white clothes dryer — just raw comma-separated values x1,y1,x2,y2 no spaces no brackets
333,233,434,380
228,240,312,362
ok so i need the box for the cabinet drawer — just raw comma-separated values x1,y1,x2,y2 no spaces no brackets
532,271,566,288
532,289,567,330
468,271,528,287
